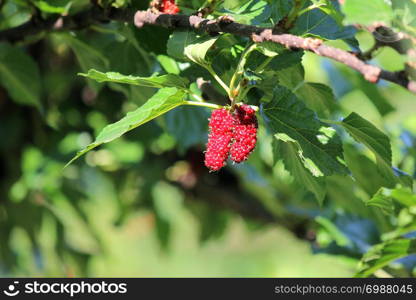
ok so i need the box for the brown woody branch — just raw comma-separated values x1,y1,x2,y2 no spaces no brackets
0,6,133,43
363,25,416,79
134,10,416,94
0,7,415,94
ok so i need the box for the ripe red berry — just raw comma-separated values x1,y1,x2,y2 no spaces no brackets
204,108,235,171
230,104,258,163
162,0,180,14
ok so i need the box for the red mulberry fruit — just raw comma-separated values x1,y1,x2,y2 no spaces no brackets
162,0,180,14
204,108,235,171
230,104,258,163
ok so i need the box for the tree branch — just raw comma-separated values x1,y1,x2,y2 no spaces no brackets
134,10,416,94
0,6,133,42
362,24,416,80
0,7,415,94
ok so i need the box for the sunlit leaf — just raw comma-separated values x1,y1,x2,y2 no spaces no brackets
34,0,70,14
167,31,218,66
343,0,393,26
66,88,187,167
79,69,189,89
273,135,326,204
367,187,416,212
336,113,411,188
365,188,395,215
294,6,356,40
355,238,416,277
262,85,347,176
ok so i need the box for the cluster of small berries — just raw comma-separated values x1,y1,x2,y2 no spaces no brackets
204,105,258,171
161,0,180,14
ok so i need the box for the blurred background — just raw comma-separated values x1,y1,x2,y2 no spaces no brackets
0,0,415,277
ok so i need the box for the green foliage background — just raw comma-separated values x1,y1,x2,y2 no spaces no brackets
0,0,415,277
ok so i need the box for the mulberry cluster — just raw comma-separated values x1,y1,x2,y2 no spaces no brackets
230,104,258,163
204,105,258,171
161,0,180,14
204,108,235,171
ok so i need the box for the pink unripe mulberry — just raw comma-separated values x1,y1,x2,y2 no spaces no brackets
204,108,235,171
230,104,258,163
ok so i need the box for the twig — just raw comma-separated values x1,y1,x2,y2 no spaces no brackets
134,11,416,94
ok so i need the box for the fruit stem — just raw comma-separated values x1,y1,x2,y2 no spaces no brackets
188,92,204,102
184,100,223,110
229,43,257,97
205,65,230,95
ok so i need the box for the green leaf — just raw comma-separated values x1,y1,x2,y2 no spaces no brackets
390,187,416,207
294,82,338,118
197,209,229,242
262,85,347,176
223,0,270,25
102,40,155,103
343,0,393,26
1,1,31,28
255,42,286,57
316,0,344,26
315,216,350,246
223,0,251,10
34,0,70,14
269,0,292,24
383,224,416,242
105,40,150,75
65,88,186,167
256,55,304,100
62,35,109,71
343,144,392,196
267,51,304,72
59,34,109,91
357,77,395,116
273,65,338,117
365,188,395,215
368,187,416,210
0,43,41,108
184,36,219,67
355,238,416,277
273,135,326,204
157,55,180,75
337,113,397,183
294,7,356,40
392,1,416,37
275,63,305,89
79,69,189,89
167,31,218,66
